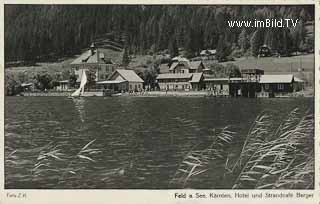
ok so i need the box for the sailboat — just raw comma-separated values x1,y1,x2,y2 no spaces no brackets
70,69,87,98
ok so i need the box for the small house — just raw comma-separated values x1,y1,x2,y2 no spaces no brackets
96,69,144,93
259,45,271,57
54,80,69,91
258,74,295,97
200,49,216,60
169,61,205,74
204,78,230,96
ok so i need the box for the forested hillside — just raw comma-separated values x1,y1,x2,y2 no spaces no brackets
4,5,314,63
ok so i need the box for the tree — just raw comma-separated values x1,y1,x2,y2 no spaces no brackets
122,47,130,67
69,72,77,88
6,75,22,96
168,37,179,58
86,69,96,90
290,21,306,54
35,73,53,91
225,63,241,77
216,35,231,62
278,28,292,56
238,29,250,52
250,29,264,57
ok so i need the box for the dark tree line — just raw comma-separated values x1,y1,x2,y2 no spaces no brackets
5,5,314,62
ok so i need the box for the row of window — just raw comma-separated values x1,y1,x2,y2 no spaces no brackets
264,84,284,90
129,84,142,90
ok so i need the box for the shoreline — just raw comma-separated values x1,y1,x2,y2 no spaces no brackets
14,90,314,98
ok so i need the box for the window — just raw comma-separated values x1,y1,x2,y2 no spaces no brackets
220,84,223,90
130,85,132,89
182,85,184,89
181,70,184,73
265,84,269,90
278,83,284,90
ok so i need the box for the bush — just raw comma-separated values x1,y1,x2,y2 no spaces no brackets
231,49,244,58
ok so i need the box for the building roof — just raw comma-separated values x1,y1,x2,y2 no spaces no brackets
159,64,170,74
169,61,203,71
200,49,216,55
169,62,179,71
71,49,115,65
157,73,193,79
172,56,189,62
294,77,304,83
190,73,203,83
71,50,92,65
241,68,264,75
21,83,33,87
96,80,126,84
58,80,69,83
259,74,294,83
189,61,203,70
111,69,144,83
204,78,229,82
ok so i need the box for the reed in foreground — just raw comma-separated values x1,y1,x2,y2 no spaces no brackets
170,107,314,189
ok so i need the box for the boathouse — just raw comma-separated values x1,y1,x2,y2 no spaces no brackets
96,69,144,93
257,74,297,97
204,78,230,96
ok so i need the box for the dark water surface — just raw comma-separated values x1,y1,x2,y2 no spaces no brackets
5,96,313,189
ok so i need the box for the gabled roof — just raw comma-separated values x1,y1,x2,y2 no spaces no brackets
190,73,203,83
259,74,294,83
169,61,203,71
71,50,92,65
71,49,116,65
159,63,170,74
172,56,189,62
157,73,193,79
110,69,144,83
169,62,180,71
189,61,203,70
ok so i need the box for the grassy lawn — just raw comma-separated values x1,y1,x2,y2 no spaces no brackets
219,54,314,73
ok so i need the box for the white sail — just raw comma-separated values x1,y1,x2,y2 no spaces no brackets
71,87,81,97
71,69,88,97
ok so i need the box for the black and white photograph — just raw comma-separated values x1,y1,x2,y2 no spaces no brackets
4,4,315,190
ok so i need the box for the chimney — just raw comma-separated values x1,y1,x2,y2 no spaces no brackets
90,43,95,56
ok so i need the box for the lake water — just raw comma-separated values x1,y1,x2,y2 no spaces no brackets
5,96,313,189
